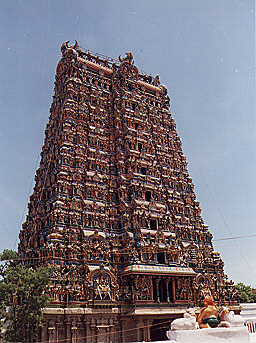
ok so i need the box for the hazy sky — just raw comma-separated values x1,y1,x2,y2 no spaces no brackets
0,0,255,285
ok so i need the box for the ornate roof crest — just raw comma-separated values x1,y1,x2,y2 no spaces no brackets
118,52,134,65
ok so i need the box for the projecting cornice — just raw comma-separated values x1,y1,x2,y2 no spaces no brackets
60,40,164,93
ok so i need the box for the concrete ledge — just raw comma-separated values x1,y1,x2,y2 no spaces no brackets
166,327,249,343
42,307,119,315
42,307,91,315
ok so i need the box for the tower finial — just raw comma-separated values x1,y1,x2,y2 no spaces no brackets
60,40,85,58
118,52,134,65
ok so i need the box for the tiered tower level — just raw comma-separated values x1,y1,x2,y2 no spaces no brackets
19,42,237,330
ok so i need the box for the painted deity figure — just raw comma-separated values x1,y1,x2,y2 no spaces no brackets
94,273,112,300
197,295,220,328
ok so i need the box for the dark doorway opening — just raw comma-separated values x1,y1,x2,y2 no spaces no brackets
153,279,158,302
159,279,167,302
157,252,165,264
145,191,152,201
150,219,157,230
150,319,169,341
140,167,147,175
168,280,174,303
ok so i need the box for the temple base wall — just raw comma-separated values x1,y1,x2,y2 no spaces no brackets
41,307,186,342
42,309,120,343
41,306,242,342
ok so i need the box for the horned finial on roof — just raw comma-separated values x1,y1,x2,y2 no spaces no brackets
61,41,70,55
119,52,134,65
61,40,85,58
153,75,160,86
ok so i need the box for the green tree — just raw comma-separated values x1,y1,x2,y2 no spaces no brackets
235,282,256,303
0,249,52,342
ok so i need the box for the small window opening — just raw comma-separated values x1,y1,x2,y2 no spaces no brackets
157,252,165,264
150,219,157,230
73,135,79,144
128,83,134,91
145,191,152,202
140,167,147,175
159,279,168,302
127,191,132,202
138,142,143,152
114,221,123,232
112,192,119,203
64,216,70,225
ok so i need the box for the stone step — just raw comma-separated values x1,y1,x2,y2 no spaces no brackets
166,327,250,343
241,313,256,317
240,303,256,321
241,304,256,310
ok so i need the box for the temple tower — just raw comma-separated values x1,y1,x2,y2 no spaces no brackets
18,41,237,342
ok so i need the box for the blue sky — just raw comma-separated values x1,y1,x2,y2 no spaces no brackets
0,0,255,285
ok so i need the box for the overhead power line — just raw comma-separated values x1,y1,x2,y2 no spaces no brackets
214,233,256,242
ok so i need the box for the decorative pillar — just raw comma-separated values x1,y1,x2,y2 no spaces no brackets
55,319,61,343
156,278,160,303
166,278,170,303
135,320,140,342
48,327,55,343
172,278,176,303
96,327,105,343
71,321,78,343
76,319,85,343
90,318,97,343
149,276,153,301
168,278,175,303
86,318,92,343
106,325,111,343
108,318,114,343
143,319,151,342
48,321,56,343
113,318,120,343
147,319,154,342
96,318,111,343
65,320,72,342
136,320,144,342
41,321,48,342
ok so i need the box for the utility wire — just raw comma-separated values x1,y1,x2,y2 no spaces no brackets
34,318,173,343
214,234,256,242
199,179,256,278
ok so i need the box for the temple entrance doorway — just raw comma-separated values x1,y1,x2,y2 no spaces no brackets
168,280,174,303
150,319,169,341
159,279,167,302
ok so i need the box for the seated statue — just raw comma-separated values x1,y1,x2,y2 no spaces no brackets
219,307,245,328
171,308,199,331
167,297,249,343
197,295,220,328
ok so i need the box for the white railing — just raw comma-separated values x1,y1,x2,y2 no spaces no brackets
240,303,256,334
246,320,256,334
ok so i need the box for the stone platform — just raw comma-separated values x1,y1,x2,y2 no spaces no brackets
165,327,249,343
241,303,256,321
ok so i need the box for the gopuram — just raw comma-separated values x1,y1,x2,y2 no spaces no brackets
18,41,239,342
